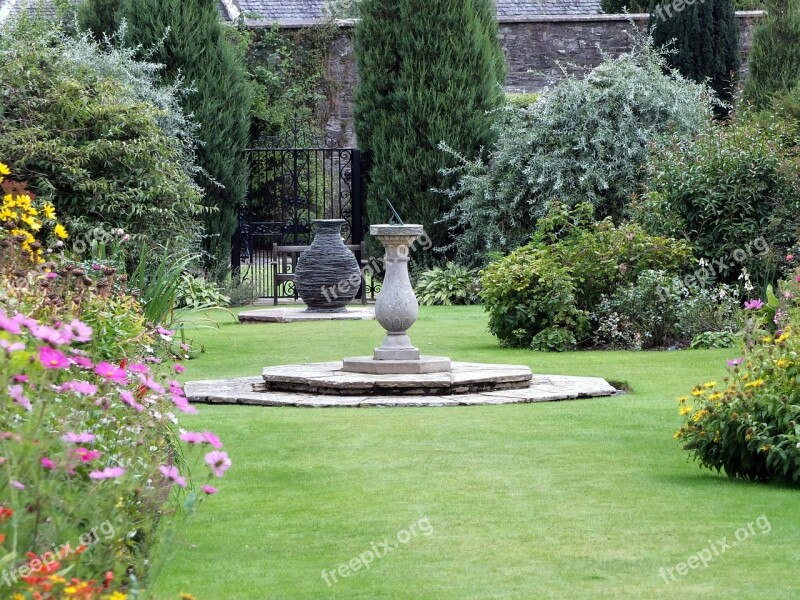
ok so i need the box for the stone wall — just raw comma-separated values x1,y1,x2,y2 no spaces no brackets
272,12,763,147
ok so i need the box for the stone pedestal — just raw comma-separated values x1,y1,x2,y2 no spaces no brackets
343,224,451,374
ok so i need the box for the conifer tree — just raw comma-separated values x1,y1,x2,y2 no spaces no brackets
119,0,251,280
650,0,740,111
743,0,800,109
353,0,506,256
76,0,121,41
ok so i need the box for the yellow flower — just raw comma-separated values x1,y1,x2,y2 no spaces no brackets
179,595,197,600
43,202,56,220
703,381,717,389
692,409,709,422
775,331,790,344
776,358,790,369
745,379,765,389
673,429,683,439
677,396,688,404
0,162,9,176
21,214,41,231
713,431,720,442
709,392,723,402
691,389,705,397
679,405,693,416
762,336,773,344
54,223,69,239
759,444,771,453
105,592,127,600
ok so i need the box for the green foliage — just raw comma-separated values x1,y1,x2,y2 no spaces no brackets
0,19,204,268
77,0,121,41
480,204,693,351
504,92,539,108
676,323,800,484
634,112,800,288
601,0,649,11
175,273,231,309
224,279,258,307
592,270,742,349
690,331,738,348
650,0,740,111
130,245,199,325
443,39,711,264
354,0,506,255
414,262,480,306
119,0,252,281
742,0,800,109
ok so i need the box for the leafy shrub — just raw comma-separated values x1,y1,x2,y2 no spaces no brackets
690,331,739,349
505,92,540,108
0,18,204,269
480,204,692,350
676,325,800,484
743,0,800,110
174,274,231,309
591,270,742,349
414,262,480,306
225,279,259,307
634,112,800,289
442,38,712,264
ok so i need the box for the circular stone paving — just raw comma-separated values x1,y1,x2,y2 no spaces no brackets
184,362,620,408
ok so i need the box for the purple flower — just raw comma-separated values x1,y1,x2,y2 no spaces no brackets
38,346,70,370
205,451,232,477
68,319,93,343
62,431,96,444
180,431,206,444
41,457,55,470
203,432,223,449
727,358,744,367
31,324,69,345
159,465,187,488
11,480,25,490
0,310,22,335
128,363,150,374
0,339,25,354
61,380,98,396
70,356,94,369
156,326,175,337
119,390,145,412
744,299,764,310
139,374,165,394
171,394,198,414
89,467,125,480
201,484,218,495
95,362,127,384
174,364,186,374
12,313,37,330
9,385,32,411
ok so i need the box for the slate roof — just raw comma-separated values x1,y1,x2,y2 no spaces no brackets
0,0,604,27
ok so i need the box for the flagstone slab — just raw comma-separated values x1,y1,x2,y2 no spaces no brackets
238,307,375,323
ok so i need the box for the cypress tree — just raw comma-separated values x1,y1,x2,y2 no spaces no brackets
743,0,800,109
354,0,506,257
118,0,251,280
76,0,121,41
650,0,740,111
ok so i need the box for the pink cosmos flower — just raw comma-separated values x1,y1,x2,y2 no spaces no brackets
61,380,98,396
138,374,165,394
12,313,38,330
0,310,22,335
62,432,95,444
11,480,24,490
145,356,163,364
787,254,794,262
41,457,55,470
156,326,175,337
180,431,206,444
201,485,218,495
159,465,187,487
0,339,25,353
796,275,800,283
39,346,70,370
94,362,127,384
203,432,223,449
174,364,186,374
68,319,93,343
205,451,231,477
94,396,111,411
12,375,29,383
76,447,102,463
31,325,69,345
89,467,125,480
45,271,58,279
727,358,744,366
171,394,198,414
743,299,764,310
9,385,32,411
119,391,145,412
128,363,150,374
70,356,94,369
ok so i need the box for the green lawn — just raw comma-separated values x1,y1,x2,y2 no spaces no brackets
153,306,799,599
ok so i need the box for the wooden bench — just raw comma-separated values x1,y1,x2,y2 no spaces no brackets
271,242,368,306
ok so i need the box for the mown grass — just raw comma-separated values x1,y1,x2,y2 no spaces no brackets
152,306,799,599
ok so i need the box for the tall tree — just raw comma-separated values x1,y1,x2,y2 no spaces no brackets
118,0,251,280
76,0,121,41
743,0,800,109
354,0,506,257
650,0,740,112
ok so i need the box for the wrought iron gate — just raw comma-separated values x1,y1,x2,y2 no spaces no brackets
232,120,365,300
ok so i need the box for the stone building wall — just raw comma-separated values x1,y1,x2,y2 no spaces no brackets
274,12,763,147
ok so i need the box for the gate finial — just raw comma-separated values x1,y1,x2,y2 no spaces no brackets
385,199,404,225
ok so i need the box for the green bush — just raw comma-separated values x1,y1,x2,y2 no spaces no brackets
743,0,800,110
354,0,506,255
480,204,692,351
174,273,231,309
504,92,540,108
634,112,800,289
690,331,739,349
443,39,711,264
414,262,480,306
0,19,204,268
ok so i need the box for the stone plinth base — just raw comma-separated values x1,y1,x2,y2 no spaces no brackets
342,356,451,375
238,307,374,323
